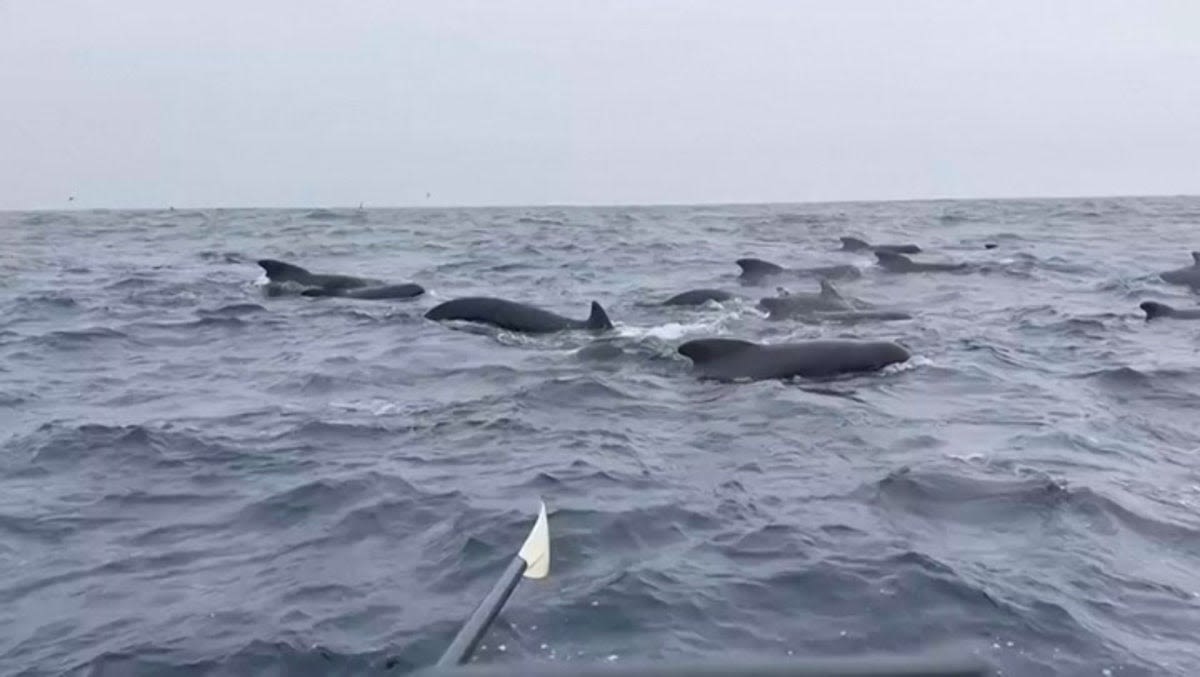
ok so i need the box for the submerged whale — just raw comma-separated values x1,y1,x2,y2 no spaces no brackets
875,251,968,273
840,237,921,255
661,289,735,306
302,283,425,300
736,258,861,285
757,280,855,320
1159,252,1200,289
425,297,613,334
803,309,914,324
1140,301,1200,321
678,338,910,381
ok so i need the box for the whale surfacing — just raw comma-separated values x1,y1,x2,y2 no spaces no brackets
875,251,967,273
1141,301,1200,321
736,258,860,284
840,237,921,255
757,280,854,319
302,283,425,300
1159,252,1200,289
678,337,910,381
425,297,613,334
257,259,380,292
662,289,735,306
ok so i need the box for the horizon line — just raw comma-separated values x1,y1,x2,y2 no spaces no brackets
2,190,1197,214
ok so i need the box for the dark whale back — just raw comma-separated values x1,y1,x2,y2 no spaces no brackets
258,259,316,285
840,237,921,255
1141,301,1173,319
738,258,859,282
678,338,910,381
662,289,734,306
1159,252,1200,287
736,258,786,278
677,338,757,365
875,251,965,272
757,279,851,319
424,297,613,334
840,237,874,252
1141,301,1200,320
257,258,377,291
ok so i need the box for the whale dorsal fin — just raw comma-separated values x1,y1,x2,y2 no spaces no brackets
1192,251,1200,265
677,338,758,365
257,259,313,284
736,258,786,276
587,301,614,330
840,236,870,251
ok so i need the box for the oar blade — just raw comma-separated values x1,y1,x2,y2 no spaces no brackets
518,500,550,579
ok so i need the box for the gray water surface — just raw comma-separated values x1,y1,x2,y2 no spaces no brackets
2,197,1199,676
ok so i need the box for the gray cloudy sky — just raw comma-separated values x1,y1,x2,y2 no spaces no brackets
1,1,1197,210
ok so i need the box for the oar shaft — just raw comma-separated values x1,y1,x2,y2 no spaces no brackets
437,555,528,666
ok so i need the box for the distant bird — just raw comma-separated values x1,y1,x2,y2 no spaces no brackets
426,192,432,199
68,196,75,202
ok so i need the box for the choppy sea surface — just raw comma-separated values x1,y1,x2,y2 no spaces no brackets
2,197,1200,676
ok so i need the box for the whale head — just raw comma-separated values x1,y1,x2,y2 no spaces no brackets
1140,301,1174,320
678,338,758,366
736,258,786,278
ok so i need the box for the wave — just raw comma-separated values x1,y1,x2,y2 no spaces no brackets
516,216,564,226
8,422,248,472
198,250,248,264
30,327,136,350
871,465,1200,545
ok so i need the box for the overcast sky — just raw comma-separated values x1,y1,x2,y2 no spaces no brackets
1,1,1197,210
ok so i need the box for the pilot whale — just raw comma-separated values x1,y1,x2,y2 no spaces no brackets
756,280,856,320
840,237,921,255
425,297,613,334
736,258,861,285
875,251,968,273
677,338,910,381
257,259,380,291
661,289,735,306
1140,301,1200,321
1159,252,1200,289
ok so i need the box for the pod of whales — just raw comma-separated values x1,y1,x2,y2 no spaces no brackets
1159,252,1200,289
246,241,1200,387
875,251,967,273
736,257,861,284
678,338,910,381
258,259,424,299
840,236,921,255
425,297,613,334
1140,301,1200,321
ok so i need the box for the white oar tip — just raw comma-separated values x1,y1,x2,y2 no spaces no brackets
518,499,550,579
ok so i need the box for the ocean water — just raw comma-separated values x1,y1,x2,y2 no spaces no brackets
2,197,1199,676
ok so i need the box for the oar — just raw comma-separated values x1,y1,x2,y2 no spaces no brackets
436,500,551,667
